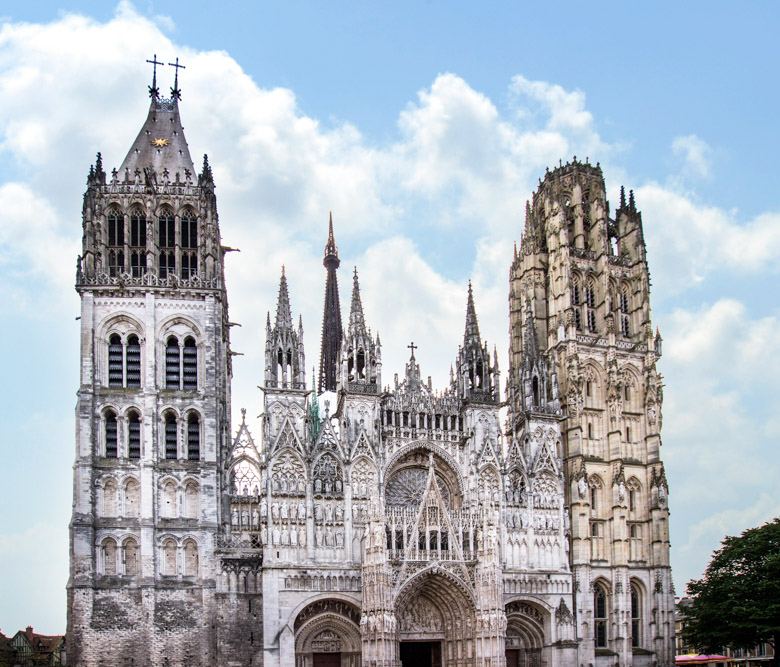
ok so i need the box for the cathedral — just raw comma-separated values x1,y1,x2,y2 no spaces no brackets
67,67,674,667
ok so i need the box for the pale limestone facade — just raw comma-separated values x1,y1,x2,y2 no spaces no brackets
68,87,674,667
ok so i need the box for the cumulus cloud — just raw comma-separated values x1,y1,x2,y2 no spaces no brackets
672,133,712,180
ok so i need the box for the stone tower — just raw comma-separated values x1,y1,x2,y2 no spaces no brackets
319,214,343,392
508,159,673,665
67,65,231,666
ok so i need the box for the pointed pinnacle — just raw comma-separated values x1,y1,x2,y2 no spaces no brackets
464,281,481,346
349,267,366,335
275,267,293,330
324,212,338,258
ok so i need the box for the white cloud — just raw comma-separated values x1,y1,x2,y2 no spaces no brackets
672,133,712,179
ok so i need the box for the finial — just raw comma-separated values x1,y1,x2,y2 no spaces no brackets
628,189,635,210
146,54,164,99
240,408,246,424
620,185,626,209
407,341,418,360
168,57,186,100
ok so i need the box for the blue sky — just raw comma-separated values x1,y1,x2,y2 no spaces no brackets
1,1,779,634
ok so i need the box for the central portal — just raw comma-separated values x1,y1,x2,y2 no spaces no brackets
400,641,442,667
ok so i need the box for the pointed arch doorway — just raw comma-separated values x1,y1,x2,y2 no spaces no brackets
395,569,476,667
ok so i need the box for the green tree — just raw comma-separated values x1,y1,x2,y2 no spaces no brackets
683,517,780,665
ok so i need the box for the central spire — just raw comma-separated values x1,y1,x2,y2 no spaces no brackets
319,213,343,392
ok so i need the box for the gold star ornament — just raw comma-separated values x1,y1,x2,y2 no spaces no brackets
151,138,170,147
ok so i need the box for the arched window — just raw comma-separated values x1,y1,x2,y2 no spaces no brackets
184,482,199,519
165,336,180,388
630,583,642,647
162,480,177,518
572,279,582,330
105,410,118,458
182,337,197,389
126,335,141,387
102,538,117,576
124,479,140,517
162,538,177,575
102,480,117,516
164,412,178,460
107,333,142,389
108,334,123,387
129,208,147,277
587,422,594,439
594,583,608,647
183,539,198,576
180,211,198,279
629,488,637,512
187,413,200,460
620,285,631,337
158,209,175,278
585,282,596,332
123,538,139,576
590,485,598,512
356,349,366,379
107,208,124,277
127,411,141,459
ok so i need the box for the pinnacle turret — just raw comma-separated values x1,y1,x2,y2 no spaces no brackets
348,268,367,336
464,280,481,348
275,267,293,331
265,267,306,389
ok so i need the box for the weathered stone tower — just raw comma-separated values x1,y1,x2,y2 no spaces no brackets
67,64,231,665
507,159,673,666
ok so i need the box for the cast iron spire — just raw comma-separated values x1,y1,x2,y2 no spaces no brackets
318,213,343,392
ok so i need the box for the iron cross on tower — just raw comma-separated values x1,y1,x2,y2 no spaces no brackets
407,341,418,359
168,57,186,99
146,54,164,98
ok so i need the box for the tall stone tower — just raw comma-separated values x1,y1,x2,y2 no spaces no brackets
508,159,673,665
67,64,231,666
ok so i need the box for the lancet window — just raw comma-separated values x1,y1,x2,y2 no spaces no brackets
163,412,178,460
585,281,596,332
107,333,141,388
124,479,140,517
123,538,139,576
127,410,141,459
129,207,147,277
107,208,124,277
183,539,198,576
162,538,177,575
187,412,201,460
572,277,582,330
619,285,630,336
101,537,118,576
180,211,198,279
158,209,175,278
104,410,118,458
630,583,642,647
594,583,608,647
165,335,198,390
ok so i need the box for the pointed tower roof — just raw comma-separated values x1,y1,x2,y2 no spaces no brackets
324,212,339,263
523,298,539,365
348,268,367,335
119,64,195,180
464,280,481,347
319,215,343,392
275,267,293,330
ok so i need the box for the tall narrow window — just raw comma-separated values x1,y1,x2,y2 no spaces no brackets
105,411,118,458
630,584,641,647
572,281,582,330
594,584,608,647
129,208,147,277
165,336,180,388
187,413,200,460
164,413,178,460
108,334,123,387
629,489,637,512
162,481,177,517
107,209,124,277
184,482,199,519
590,485,598,512
180,212,198,279
626,425,632,442
162,538,177,575
585,282,596,332
102,480,117,516
182,337,197,390
102,538,118,576
123,538,139,577
158,210,176,278
126,335,141,387
128,411,141,459
124,479,140,517
183,539,198,576
620,286,631,337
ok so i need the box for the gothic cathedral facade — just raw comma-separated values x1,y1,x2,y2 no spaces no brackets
67,78,674,667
